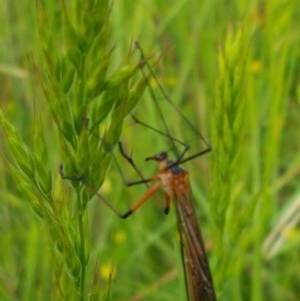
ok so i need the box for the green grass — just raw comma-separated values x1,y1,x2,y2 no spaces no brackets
1,1,300,301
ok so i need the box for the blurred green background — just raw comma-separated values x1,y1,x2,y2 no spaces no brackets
1,1,300,301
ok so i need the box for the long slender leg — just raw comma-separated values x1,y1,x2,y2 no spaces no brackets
134,43,212,167
59,163,161,218
135,42,211,149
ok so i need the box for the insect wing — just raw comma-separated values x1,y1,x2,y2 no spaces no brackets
174,182,217,301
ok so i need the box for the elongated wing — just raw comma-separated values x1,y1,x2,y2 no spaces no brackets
173,178,217,301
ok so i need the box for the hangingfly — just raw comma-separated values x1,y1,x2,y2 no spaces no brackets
117,149,217,301
59,146,217,301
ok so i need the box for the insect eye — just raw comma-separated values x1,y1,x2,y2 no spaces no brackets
156,151,168,161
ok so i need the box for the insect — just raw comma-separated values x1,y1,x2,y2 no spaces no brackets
118,138,217,301
59,43,217,301
60,142,216,301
